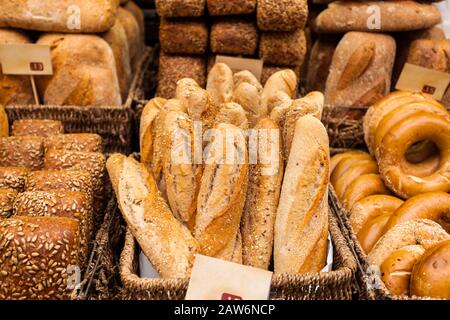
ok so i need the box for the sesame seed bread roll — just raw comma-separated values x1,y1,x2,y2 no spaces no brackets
107,154,198,278
241,118,283,269
160,18,208,55
261,69,297,113
0,216,80,300
44,134,103,153
0,188,18,218
206,63,234,107
274,115,330,274
0,136,44,170
11,120,64,138
0,166,30,191
156,0,205,18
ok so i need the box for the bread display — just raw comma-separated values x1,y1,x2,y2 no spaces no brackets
0,0,117,33
314,1,441,33
160,18,208,55
257,0,308,32
0,136,44,170
207,0,256,16
36,34,122,107
156,0,205,18
325,32,396,112
210,18,258,56
260,29,307,66
11,120,63,138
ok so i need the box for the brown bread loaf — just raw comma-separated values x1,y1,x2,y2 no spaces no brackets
0,188,17,218
260,29,307,66
160,18,208,55
207,0,256,16
0,104,7,137
257,0,308,32
210,18,258,55
325,32,396,112
0,28,33,106
314,1,442,33
156,0,205,17
12,120,63,138
117,7,142,71
306,37,339,93
0,216,80,300
124,1,145,46
0,166,29,191
0,0,117,33
36,34,122,107
0,136,44,170
44,134,103,153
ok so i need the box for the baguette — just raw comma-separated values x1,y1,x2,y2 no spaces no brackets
274,115,330,274
206,63,234,107
232,82,265,128
107,154,198,278
241,118,283,269
175,78,211,121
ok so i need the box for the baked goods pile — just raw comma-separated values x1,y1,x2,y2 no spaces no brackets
0,113,106,299
331,91,450,299
108,63,331,278
307,1,448,113
0,1,145,107
156,0,308,97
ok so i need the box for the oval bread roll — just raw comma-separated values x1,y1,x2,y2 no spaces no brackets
206,63,233,107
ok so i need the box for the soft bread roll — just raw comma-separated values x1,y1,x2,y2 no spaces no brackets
0,166,29,191
241,118,283,269
215,102,249,129
0,104,8,137
206,63,234,107
274,115,330,274
367,219,450,267
261,70,297,113
380,245,426,296
232,82,265,128
11,120,63,138
107,154,198,278
342,174,391,211
194,124,249,261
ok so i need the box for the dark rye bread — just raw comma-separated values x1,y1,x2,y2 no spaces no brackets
156,0,205,17
260,29,307,66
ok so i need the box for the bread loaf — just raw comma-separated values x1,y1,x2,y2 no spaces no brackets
36,34,121,107
0,216,80,300
107,154,198,278
306,37,339,93
206,63,234,107
0,104,7,137
12,119,63,138
260,29,307,66
0,136,44,170
44,134,103,153
156,0,205,17
0,166,29,191
274,115,330,274
241,118,283,269
0,0,117,33
257,0,308,32
0,188,17,218
194,124,248,261
210,18,258,55
261,69,297,112
261,65,300,86
160,18,208,55
117,7,142,70
207,0,256,16
314,1,442,33
102,20,132,101
124,1,145,47
176,79,212,121
232,81,265,128
0,28,33,106
216,103,249,129
157,54,206,99
325,32,396,112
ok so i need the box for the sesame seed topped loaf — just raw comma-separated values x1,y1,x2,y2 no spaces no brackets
44,134,103,153
0,188,18,218
257,0,308,32
0,136,44,171
207,0,257,16
156,0,206,18
12,120,64,138
0,167,30,191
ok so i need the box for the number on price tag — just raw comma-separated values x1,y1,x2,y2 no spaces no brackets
0,44,53,75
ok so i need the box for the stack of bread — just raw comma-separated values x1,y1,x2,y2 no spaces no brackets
156,0,309,98
0,0,145,107
108,62,331,278
330,91,450,299
307,1,448,113
0,109,106,300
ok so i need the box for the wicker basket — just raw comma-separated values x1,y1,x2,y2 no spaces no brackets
4,47,154,154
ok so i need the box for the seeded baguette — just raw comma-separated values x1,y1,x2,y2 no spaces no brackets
216,102,249,129
160,18,208,55
44,134,103,153
0,136,44,170
261,69,297,113
0,188,18,218
12,120,63,138
0,166,30,191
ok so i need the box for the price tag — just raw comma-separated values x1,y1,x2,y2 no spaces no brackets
216,55,263,82
185,255,273,300
0,44,53,75
395,63,450,100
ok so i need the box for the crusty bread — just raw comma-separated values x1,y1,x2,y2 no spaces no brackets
107,154,198,278
194,123,249,261
175,78,212,121
0,136,44,170
232,82,265,128
44,134,103,153
210,18,258,55
207,0,256,16
12,120,63,138
160,18,208,55
215,102,249,129
124,1,145,48
261,65,301,87
0,104,7,137
233,70,263,92
257,0,308,32
260,29,307,66
274,115,330,274
306,37,339,93
117,7,142,71
206,63,234,107
241,118,283,269
156,0,205,17
261,69,297,113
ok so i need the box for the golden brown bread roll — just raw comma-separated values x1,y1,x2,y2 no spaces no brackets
0,188,18,218
0,136,44,170
330,150,372,175
261,69,297,113
331,155,374,188
241,118,283,269
206,63,234,107
232,82,265,128
11,120,64,138
261,65,301,87
44,134,103,153
160,18,208,55
0,166,30,191
207,0,256,16
259,29,307,66
233,70,263,92
215,102,249,129
411,240,450,299
257,0,307,32
0,216,80,300
155,0,205,17
274,115,329,274
175,79,212,121
210,18,258,55
342,174,391,211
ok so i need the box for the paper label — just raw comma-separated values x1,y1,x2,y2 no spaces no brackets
395,63,450,100
185,255,273,300
216,55,263,82
0,44,53,75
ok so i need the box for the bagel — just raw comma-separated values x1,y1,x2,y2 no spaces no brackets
367,219,450,267
350,195,404,233
385,192,450,233
331,153,374,187
358,212,392,254
334,161,378,200
380,245,426,296
363,91,443,155
378,112,450,198
411,240,450,299
342,174,391,211
330,150,370,175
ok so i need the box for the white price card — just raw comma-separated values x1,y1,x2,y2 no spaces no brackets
185,255,273,300
0,44,53,75
216,55,263,82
